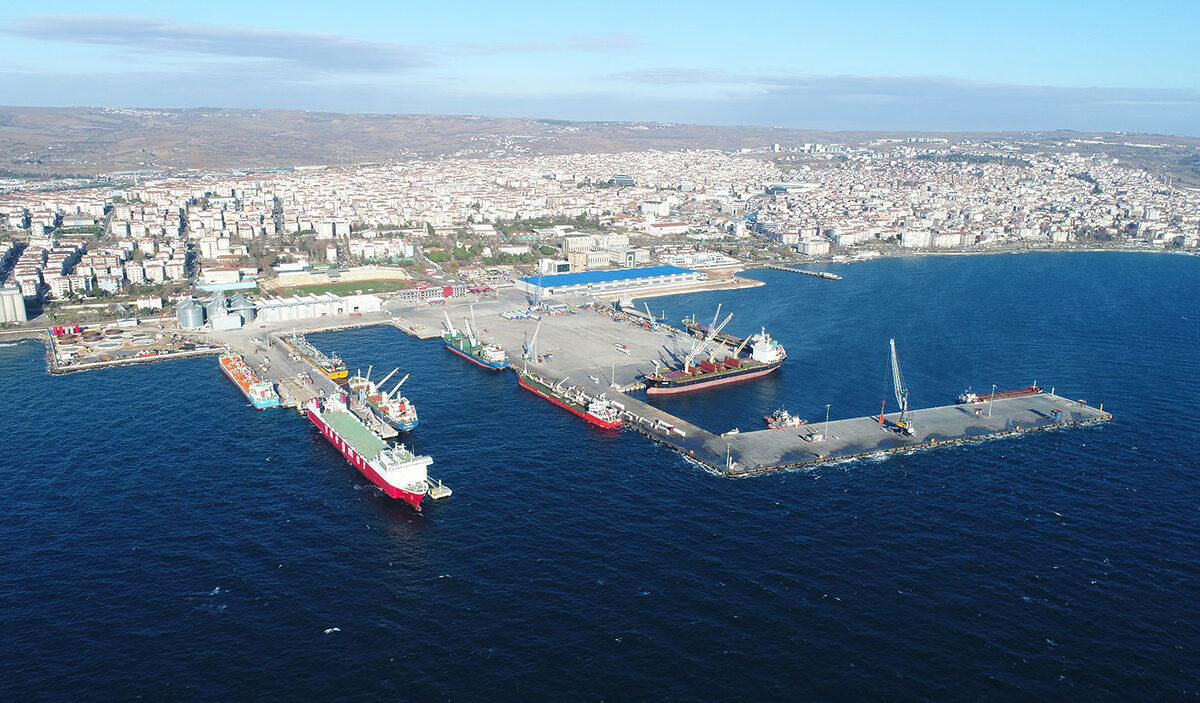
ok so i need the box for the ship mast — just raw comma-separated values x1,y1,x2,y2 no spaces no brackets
889,338,912,433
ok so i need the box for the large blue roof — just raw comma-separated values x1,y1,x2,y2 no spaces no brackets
519,265,697,288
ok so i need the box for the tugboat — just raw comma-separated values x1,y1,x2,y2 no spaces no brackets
763,407,807,429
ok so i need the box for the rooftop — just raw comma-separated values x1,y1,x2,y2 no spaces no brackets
518,265,697,288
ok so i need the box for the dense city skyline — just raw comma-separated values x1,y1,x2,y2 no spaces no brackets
1,1,1197,134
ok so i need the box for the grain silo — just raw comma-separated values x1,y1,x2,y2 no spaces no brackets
177,298,205,329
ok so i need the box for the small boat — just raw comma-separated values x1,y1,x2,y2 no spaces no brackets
764,407,807,429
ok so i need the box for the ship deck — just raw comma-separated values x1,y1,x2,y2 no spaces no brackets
321,409,389,461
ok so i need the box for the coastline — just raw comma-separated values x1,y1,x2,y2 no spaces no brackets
777,245,1196,269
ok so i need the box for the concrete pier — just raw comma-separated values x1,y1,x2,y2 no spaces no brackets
761,263,843,280
705,393,1110,475
368,288,1112,474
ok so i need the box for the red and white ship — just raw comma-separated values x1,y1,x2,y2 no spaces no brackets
763,407,807,429
306,394,433,510
516,366,622,429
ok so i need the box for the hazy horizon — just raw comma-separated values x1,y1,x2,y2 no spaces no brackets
1,1,1197,136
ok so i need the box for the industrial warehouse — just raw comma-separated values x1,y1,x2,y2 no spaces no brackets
514,265,705,299
177,291,384,330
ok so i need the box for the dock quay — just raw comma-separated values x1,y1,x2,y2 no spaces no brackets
275,376,322,412
426,479,452,500
523,360,1111,475
378,288,1112,476
762,263,843,280
679,394,1109,475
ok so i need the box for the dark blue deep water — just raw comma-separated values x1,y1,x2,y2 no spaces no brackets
1,252,1197,701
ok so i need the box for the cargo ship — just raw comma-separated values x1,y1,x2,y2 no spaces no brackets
346,367,418,431
516,366,622,429
442,310,508,370
645,327,786,394
956,385,1043,404
282,333,348,381
306,395,432,510
763,407,806,429
219,352,279,409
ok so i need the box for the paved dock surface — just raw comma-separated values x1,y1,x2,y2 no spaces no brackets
377,291,1113,474
713,393,1109,474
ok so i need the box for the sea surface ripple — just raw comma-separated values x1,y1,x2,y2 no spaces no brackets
1,252,1197,701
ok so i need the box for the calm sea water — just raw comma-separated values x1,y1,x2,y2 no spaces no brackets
1,252,1197,701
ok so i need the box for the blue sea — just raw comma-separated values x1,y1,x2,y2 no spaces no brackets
1,252,1197,701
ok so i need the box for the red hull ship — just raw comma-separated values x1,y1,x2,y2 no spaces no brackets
516,368,622,429
306,396,433,510
645,327,787,395
956,385,1043,404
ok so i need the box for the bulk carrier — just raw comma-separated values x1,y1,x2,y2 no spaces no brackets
282,333,348,381
516,366,622,429
219,352,280,409
345,367,418,431
645,311,786,395
442,309,509,370
306,395,433,510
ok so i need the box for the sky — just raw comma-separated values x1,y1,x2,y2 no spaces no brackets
0,1,1197,134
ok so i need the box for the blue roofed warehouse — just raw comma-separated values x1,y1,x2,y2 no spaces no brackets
515,265,706,298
